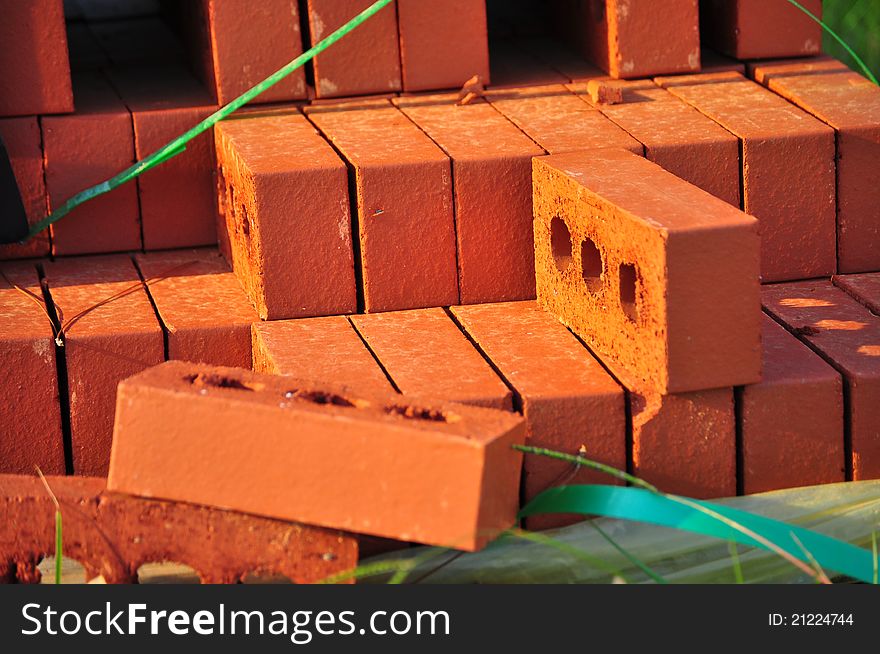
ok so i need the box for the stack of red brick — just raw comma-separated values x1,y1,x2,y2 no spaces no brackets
2,0,880,582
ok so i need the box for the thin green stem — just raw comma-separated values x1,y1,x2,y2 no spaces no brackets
512,445,659,493
590,523,667,584
25,0,394,241
728,541,745,584
786,0,879,84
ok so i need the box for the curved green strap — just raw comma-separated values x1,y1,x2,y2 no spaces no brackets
520,485,875,583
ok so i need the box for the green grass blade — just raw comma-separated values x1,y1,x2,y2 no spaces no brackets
728,541,745,584
513,445,658,492
872,531,878,584
786,0,879,84
54,510,62,585
590,523,668,584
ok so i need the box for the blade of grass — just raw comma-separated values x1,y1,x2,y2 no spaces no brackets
590,523,667,584
513,445,658,492
728,541,744,584
506,527,629,582
35,467,61,585
786,0,879,84
873,531,878,584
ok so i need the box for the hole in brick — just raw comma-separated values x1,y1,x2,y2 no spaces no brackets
184,373,262,392
136,562,200,584
581,237,603,292
385,404,451,422
550,216,573,273
240,203,251,239
284,389,357,408
619,263,639,322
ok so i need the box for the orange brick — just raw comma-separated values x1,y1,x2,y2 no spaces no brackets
0,118,49,260
834,272,880,315
135,249,258,368
108,361,525,550
534,149,761,394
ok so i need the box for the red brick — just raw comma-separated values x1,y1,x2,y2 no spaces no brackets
43,256,164,476
307,0,401,98
489,40,570,89
0,474,356,584
306,101,458,311
0,118,49,260
397,0,490,92
834,272,880,315
395,94,544,304
740,315,844,494
554,0,700,79
700,0,822,60
109,66,218,250
451,301,625,529
570,80,741,206
108,361,525,551
0,0,73,117
252,316,393,393
763,281,880,480
42,72,141,256
632,387,735,497
486,84,642,155
751,58,880,274
135,249,258,368
214,112,357,320
0,264,65,475
351,308,513,410
534,150,761,394
192,0,308,104
657,72,836,282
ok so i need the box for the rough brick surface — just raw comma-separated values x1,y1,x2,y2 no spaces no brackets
763,281,880,480
43,256,164,476
306,102,458,311
0,264,65,475
451,301,625,529
486,85,642,155
555,0,700,79
108,361,525,551
570,80,741,206
534,150,761,394
395,95,544,304
215,112,357,320
109,67,218,250
135,249,258,368
0,0,73,117
834,272,880,316
701,0,822,60
657,72,836,282
252,316,393,393
751,58,880,274
351,308,513,411
740,315,845,494
42,72,141,256
632,388,736,497
397,0,490,92
0,474,356,584
0,118,49,260
307,0,401,98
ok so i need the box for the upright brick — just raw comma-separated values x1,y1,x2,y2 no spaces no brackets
395,95,544,304
109,66,218,250
135,249,258,368
42,73,141,256
252,316,393,393
632,388,736,498
0,264,65,475
0,0,73,117
751,58,880,274
570,80,741,206
553,0,700,79
397,0,490,92
307,0,401,98
740,315,844,494
108,361,525,551
534,150,761,394
43,256,164,476
657,72,836,282
306,102,458,312
834,272,880,315
486,85,642,156
0,118,49,260
451,301,625,529
763,281,880,480
700,0,822,60
351,308,512,410
214,112,357,320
